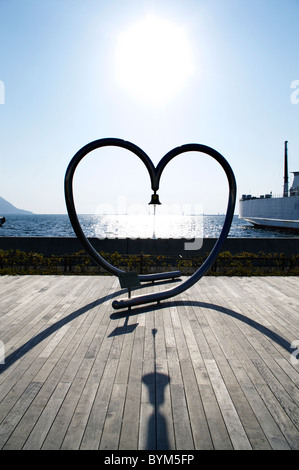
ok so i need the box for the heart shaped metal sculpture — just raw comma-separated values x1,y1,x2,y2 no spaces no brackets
65,138,236,309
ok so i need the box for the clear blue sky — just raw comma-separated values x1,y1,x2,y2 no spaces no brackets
0,0,298,215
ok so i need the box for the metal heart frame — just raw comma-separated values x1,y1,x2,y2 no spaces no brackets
64,138,236,310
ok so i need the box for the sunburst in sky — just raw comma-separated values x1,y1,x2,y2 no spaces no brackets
114,15,195,108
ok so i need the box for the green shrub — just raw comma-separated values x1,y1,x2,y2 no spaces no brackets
0,249,298,276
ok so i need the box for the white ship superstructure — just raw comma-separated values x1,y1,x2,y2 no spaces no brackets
239,142,299,232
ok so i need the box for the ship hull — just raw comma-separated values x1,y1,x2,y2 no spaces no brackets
239,196,299,232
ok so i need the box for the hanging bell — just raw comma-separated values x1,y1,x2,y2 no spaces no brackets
148,193,161,205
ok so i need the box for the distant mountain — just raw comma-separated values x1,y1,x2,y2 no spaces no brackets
0,196,33,214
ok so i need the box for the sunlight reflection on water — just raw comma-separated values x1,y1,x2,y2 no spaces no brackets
0,214,297,238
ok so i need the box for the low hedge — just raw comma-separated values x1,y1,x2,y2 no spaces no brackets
0,249,298,276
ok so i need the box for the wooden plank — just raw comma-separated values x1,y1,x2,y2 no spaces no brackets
204,359,252,450
99,383,127,450
79,357,119,450
1,276,110,449
170,383,194,450
0,275,298,450
42,358,95,450
195,277,295,450
0,277,95,405
118,320,145,450
165,302,194,450
23,381,71,450
60,380,99,450
0,381,43,449
138,298,156,450
169,298,214,450
179,287,233,449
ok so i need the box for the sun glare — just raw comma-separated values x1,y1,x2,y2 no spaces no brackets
114,15,194,107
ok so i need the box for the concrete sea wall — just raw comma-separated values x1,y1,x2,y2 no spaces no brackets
1,236,298,256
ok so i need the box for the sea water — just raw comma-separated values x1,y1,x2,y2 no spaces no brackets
0,214,297,238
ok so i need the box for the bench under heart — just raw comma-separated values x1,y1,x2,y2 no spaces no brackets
65,138,236,309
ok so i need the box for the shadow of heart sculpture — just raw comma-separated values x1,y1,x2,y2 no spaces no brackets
64,138,236,310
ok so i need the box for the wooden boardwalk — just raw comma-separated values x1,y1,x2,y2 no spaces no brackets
0,274,298,450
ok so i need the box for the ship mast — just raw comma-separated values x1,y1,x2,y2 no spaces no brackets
283,140,289,197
